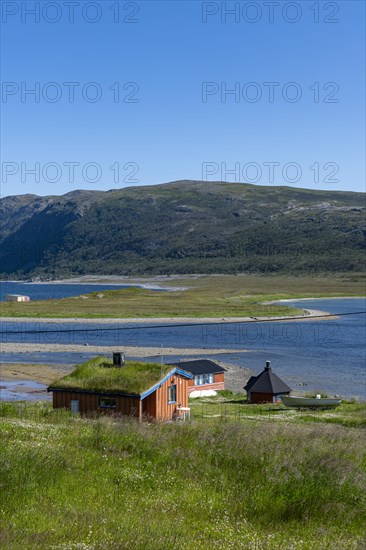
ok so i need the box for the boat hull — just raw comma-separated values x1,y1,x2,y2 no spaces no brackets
280,395,341,408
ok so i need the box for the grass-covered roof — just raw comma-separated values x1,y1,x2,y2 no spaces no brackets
49,357,173,395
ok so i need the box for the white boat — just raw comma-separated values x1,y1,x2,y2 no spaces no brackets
280,395,341,409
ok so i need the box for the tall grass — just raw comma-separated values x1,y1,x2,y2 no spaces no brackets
1,403,365,549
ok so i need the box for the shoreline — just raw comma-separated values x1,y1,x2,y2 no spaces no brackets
3,277,364,299
1,274,201,284
0,308,337,324
1,280,188,292
0,343,250,355
266,296,365,304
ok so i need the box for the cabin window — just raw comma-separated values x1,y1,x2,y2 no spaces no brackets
194,374,214,385
168,384,177,404
100,396,117,409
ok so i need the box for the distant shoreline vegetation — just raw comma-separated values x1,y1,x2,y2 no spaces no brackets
0,274,364,319
0,280,174,302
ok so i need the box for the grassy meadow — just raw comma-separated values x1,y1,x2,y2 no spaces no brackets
1,273,364,319
188,392,366,429
1,400,365,549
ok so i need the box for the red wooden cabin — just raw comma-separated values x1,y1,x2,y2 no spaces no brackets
169,360,226,394
48,357,192,421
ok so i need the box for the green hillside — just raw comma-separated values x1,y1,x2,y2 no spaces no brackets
1,181,365,278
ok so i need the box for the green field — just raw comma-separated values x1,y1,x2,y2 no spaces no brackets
1,273,364,319
1,400,365,549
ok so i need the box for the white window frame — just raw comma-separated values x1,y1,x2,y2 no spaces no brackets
168,384,177,404
194,373,214,385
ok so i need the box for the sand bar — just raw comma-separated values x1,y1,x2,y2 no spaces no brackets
0,309,337,324
0,363,69,383
0,342,251,356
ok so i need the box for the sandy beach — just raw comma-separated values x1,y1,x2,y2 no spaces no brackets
0,363,70,383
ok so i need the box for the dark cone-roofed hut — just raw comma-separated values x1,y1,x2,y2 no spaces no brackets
244,361,291,404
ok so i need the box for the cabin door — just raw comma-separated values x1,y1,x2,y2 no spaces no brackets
70,400,79,413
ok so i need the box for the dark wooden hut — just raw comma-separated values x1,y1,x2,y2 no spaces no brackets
48,356,192,421
244,361,291,404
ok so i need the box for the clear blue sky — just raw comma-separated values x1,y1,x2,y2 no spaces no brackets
1,0,365,197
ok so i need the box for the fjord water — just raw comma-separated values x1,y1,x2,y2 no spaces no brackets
1,296,365,400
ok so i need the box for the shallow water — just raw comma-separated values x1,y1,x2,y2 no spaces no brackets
0,379,48,401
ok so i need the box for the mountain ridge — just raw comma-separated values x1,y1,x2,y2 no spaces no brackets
1,180,365,278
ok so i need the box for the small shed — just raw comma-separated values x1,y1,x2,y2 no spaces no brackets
169,359,226,395
48,356,192,421
244,361,291,404
5,294,30,302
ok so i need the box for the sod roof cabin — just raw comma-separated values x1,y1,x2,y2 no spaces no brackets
168,359,226,396
48,355,192,421
244,361,291,404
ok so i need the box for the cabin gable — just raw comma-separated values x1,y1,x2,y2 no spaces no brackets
144,373,189,421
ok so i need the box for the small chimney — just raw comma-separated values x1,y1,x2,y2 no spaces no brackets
265,361,271,371
113,352,125,367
